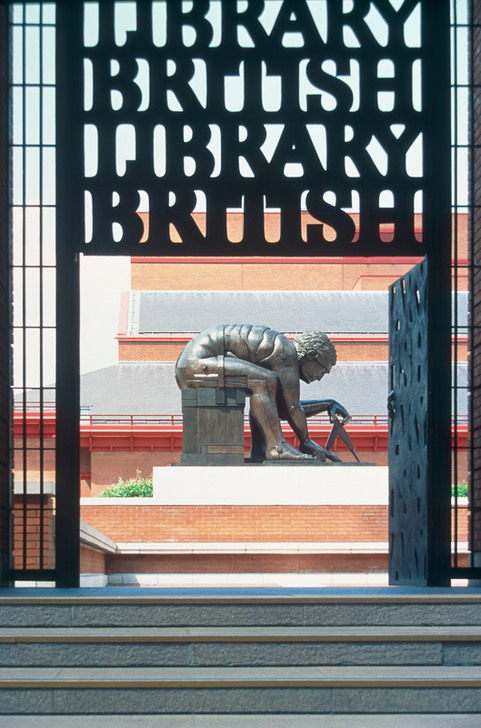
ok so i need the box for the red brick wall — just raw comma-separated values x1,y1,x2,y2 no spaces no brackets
119,338,468,364
106,552,388,575
119,341,185,361
12,439,56,483
12,495,55,570
80,502,467,559
453,451,469,487
131,260,421,292
118,339,393,362
90,452,180,495
80,545,106,574
80,449,92,496
81,504,390,543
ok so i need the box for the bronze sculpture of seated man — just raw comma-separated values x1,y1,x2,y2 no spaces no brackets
175,324,349,462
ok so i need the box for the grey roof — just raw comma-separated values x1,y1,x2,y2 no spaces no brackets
132,290,468,336
78,362,468,418
136,290,388,334
80,363,183,415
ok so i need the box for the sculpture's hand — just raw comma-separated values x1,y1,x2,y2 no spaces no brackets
327,401,350,424
300,439,342,462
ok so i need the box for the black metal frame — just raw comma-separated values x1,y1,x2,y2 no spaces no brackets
7,3,58,584
0,4,11,587
423,2,452,585
54,251,80,588
466,0,480,580
53,6,81,587
450,0,472,580
3,1,456,587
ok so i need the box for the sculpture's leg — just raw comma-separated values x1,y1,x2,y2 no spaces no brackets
249,412,266,461
220,359,311,461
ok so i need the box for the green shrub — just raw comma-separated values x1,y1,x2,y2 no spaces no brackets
100,471,153,498
451,482,468,498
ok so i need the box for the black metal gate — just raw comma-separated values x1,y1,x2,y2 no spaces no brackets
388,259,454,587
3,0,455,587
388,262,430,585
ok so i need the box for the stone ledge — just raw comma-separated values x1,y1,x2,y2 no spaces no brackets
80,521,117,554
1,715,480,728
114,541,389,555
107,572,389,587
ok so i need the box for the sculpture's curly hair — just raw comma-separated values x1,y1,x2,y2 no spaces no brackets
294,331,337,365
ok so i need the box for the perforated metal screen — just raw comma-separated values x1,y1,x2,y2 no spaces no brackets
56,1,449,257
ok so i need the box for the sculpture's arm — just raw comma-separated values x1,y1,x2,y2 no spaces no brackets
267,338,340,461
301,399,350,423
275,366,310,443
275,367,338,460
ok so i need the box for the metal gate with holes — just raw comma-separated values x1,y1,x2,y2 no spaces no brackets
389,262,430,585
388,260,454,586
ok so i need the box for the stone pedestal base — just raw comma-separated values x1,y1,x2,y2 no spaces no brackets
153,465,387,505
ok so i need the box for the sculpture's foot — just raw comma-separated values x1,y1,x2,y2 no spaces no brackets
265,443,313,461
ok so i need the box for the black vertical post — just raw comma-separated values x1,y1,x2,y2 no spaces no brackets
55,5,83,587
55,249,80,588
423,0,452,585
0,4,11,587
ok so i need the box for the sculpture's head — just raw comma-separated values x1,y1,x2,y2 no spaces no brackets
294,331,337,384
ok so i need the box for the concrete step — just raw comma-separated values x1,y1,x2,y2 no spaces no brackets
2,589,481,627
0,626,480,667
1,666,481,714
2,715,481,727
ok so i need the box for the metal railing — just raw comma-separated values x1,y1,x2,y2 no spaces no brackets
12,406,469,430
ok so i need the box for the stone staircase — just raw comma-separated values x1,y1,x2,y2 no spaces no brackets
0,588,481,725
